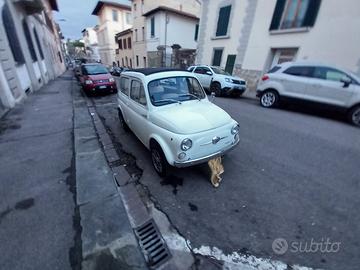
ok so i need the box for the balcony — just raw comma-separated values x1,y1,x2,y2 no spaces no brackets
12,0,44,14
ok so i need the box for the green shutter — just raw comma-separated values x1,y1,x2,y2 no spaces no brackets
212,49,223,66
302,0,322,27
23,19,37,62
225,55,236,74
216,5,231,36
151,17,155,36
194,24,199,41
269,0,286,30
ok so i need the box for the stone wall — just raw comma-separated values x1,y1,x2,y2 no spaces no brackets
233,65,262,92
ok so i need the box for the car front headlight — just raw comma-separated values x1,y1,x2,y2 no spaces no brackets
231,123,240,135
85,80,93,85
109,77,115,82
180,138,192,151
225,78,231,82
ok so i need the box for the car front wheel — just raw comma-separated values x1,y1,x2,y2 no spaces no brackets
260,90,279,108
118,109,129,131
348,105,360,127
210,82,222,97
150,143,168,177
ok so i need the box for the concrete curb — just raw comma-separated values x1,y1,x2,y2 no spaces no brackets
72,84,147,270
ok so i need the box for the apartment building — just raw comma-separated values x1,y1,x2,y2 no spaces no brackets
0,0,65,117
130,0,201,68
115,28,133,67
92,1,132,66
81,27,100,62
196,0,360,90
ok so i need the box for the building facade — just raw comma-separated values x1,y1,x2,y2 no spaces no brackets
0,0,66,117
196,0,360,90
92,1,132,66
115,28,133,68
130,0,201,68
81,27,100,62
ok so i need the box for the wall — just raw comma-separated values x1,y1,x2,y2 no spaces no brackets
115,31,134,68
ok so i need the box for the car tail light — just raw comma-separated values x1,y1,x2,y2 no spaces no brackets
261,75,269,81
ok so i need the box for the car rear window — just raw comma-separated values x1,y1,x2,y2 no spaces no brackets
283,66,314,77
267,66,281,73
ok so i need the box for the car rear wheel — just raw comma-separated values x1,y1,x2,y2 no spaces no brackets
348,105,360,127
210,82,222,97
150,143,168,177
260,90,279,108
118,109,129,131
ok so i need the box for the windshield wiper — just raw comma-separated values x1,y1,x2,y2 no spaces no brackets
153,99,182,105
178,93,201,101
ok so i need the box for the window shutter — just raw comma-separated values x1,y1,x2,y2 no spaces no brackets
216,5,231,36
23,19,37,62
2,4,25,64
151,17,155,37
194,24,199,41
269,0,286,30
33,29,44,59
302,0,322,27
212,49,223,66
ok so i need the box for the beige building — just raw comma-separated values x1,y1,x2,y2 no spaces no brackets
115,28,133,68
92,1,132,66
196,0,360,90
81,27,100,62
0,0,65,117
130,0,201,68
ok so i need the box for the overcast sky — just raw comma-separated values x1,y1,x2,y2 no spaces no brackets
54,0,131,40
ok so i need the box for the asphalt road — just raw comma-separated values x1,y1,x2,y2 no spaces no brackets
91,92,360,270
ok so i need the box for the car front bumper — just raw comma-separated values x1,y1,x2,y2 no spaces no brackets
83,83,117,92
223,82,246,95
173,135,240,167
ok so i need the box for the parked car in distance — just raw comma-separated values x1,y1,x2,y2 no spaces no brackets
111,67,129,77
187,65,246,97
256,62,360,126
117,68,240,176
79,64,117,94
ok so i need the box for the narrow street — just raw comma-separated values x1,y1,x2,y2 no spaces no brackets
89,90,360,270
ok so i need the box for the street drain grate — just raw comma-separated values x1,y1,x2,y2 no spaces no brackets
134,219,171,268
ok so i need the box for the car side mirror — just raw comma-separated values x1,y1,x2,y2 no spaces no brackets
206,71,212,76
340,76,351,88
210,92,215,102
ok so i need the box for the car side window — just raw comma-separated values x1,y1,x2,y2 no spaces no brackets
120,77,129,95
313,67,350,82
188,67,194,72
194,67,205,74
130,80,147,106
268,66,281,73
283,66,314,77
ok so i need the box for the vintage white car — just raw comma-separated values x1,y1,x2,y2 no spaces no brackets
116,68,240,176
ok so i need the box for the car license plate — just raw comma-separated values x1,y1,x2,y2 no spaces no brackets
99,85,106,89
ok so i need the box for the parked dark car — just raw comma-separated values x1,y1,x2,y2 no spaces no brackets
79,64,117,94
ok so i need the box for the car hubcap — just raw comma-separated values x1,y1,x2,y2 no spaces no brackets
352,108,360,125
261,92,275,107
152,149,162,172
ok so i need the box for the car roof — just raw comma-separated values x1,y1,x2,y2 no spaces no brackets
126,68,188,76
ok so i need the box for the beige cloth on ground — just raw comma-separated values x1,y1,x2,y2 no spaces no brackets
207,157,224,187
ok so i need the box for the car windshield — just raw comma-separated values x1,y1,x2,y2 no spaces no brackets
148,76,206,106
84,65,109,75
211,66,231,76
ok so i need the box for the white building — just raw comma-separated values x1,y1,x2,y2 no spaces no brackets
0,0,66,117
196,0,360,90
92,1,132,66
81,27,100,62
130,0,201,68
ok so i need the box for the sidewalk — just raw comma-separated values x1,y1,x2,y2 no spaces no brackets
0,71,146,270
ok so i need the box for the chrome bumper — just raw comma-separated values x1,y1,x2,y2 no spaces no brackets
173,136,240,168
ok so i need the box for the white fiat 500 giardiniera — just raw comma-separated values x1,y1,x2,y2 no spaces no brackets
116,68,240,176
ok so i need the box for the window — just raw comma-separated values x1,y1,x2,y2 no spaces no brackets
283,66,314,77
112,10,118,22
136,55,139,67
142,27,145,41
120,77,129,95
127,37,131,49
130,80,147,106
188,67,195,72
33,28,44,59
123,38,127,49
194,67,211,75
130,58,132,68
135,29,138,42
126,57,128,67
126,13,131,24
225,55,236,74
22,19,37,62
271,48,298,67
122,58,124,66
150,17,155,37
269,0,322,30
143,56,146,68
194,24,199,41
313,67,350,82
134,3,137,10
118,39,122,49
212,49,223,66
2,4,25,64
216,5,231,36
